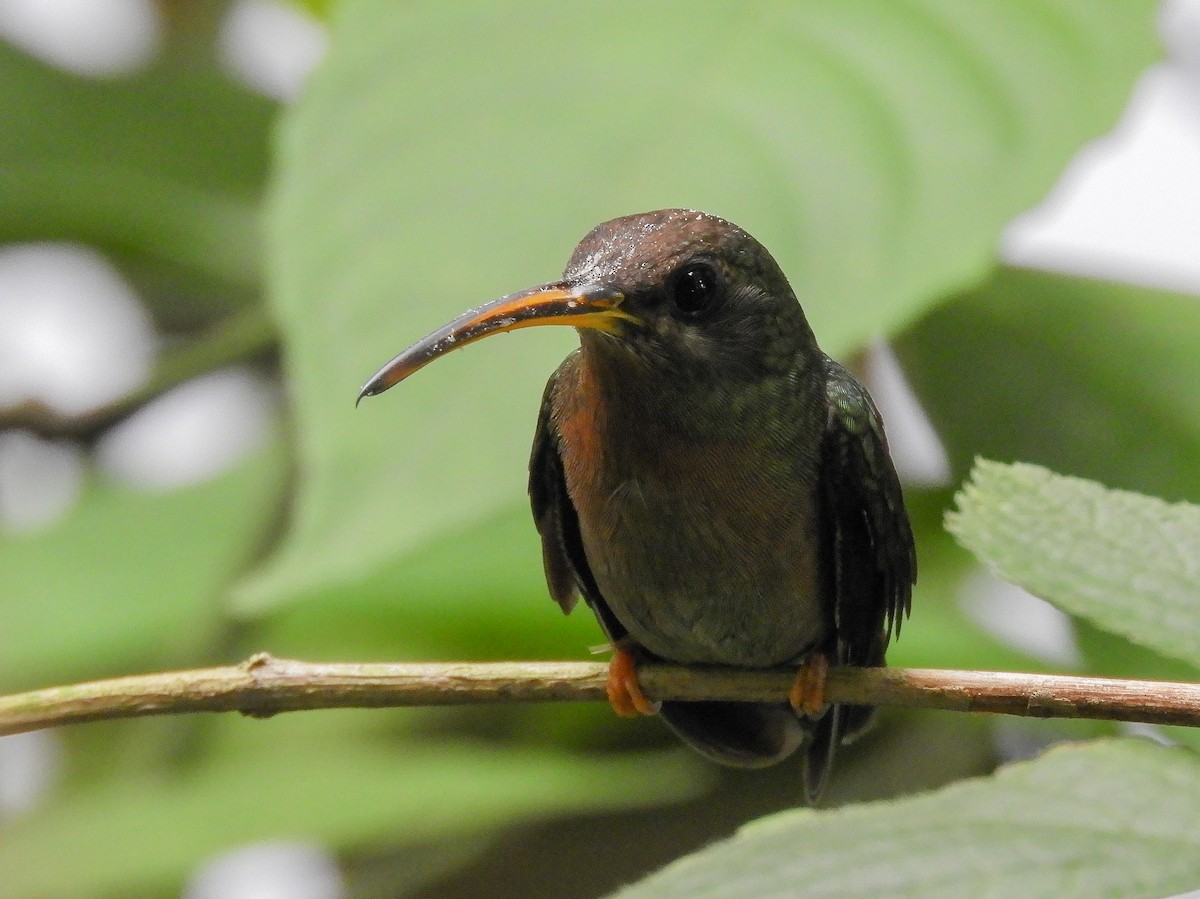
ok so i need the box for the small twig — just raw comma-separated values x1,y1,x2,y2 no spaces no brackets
0,306,277,438
3,654,1200,737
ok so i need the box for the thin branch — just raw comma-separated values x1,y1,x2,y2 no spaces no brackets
0,306,277,438
3,654,1200,737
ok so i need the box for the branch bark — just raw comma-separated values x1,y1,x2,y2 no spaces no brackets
3,654,1200,737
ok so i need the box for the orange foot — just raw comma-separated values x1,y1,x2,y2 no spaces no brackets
788,652,830,719
606,642,659,718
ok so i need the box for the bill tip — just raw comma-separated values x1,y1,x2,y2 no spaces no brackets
355,384,376,407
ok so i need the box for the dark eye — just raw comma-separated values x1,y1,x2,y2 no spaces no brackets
670,261,720,315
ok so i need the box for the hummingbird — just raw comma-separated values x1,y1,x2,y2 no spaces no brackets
359,209,915,799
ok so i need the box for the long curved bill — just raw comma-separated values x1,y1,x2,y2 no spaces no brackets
357,282,634,403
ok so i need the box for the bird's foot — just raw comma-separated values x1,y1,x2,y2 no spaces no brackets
789,652,830,719
606,642,659,718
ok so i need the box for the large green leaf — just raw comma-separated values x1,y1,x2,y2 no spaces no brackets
252,501,603,664
898,267,1200,503
948,460,1200,671
0,40,273,316
0,441,287,691
0,712,704,898
241,0,1159,613
610,739,1200,899
884,491,1051,674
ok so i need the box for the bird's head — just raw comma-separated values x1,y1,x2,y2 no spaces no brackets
358,209,817,402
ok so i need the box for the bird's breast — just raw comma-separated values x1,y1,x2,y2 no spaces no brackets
552,359,828,668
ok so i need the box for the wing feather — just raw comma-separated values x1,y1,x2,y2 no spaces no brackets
821,356,916,668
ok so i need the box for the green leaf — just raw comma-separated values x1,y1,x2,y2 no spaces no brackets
0,41,273,293
0,441,288,691
251,501,602,663
610,739,1200,899
1075,620,1200,688
0,713,705,898
241,0,1159,612
947,460,1200,671
288,0,330,19
897,267,1200,503
875,488,1066,674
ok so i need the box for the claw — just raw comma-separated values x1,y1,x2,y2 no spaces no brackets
606,642,659,717
789,652,830,719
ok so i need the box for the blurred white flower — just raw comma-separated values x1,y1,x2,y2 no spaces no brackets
0,732,62,819
1003,64,1200,296
0,0,160,78
95,367,278,491
182,842,345,899
0,431,85,532
959,568,1082,667
0,243,155,416
218,0,327,102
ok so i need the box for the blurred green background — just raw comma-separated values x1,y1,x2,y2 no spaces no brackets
1,1,1198,896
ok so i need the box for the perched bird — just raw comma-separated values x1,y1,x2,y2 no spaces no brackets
359,209,915,799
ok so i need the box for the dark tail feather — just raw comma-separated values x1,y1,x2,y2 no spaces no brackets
660,700,864,803
802,703,842,803
839,703,877,743
658,700,805,769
